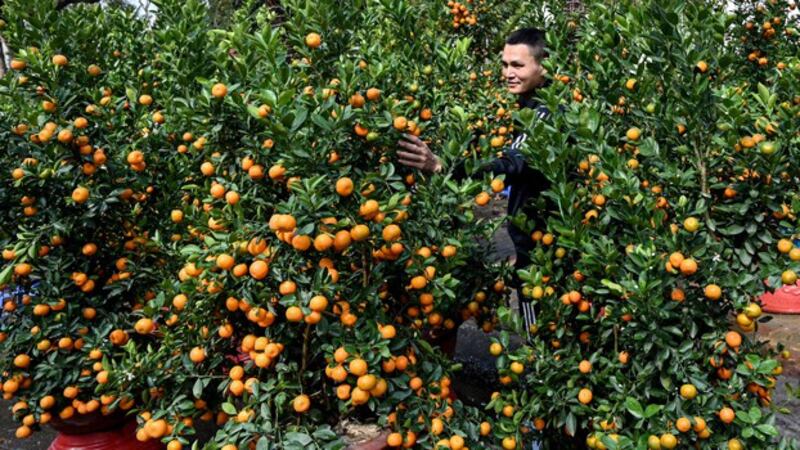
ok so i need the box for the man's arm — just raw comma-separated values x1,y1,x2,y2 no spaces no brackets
448,147,524,182
487,145,526,177
396,133,527,180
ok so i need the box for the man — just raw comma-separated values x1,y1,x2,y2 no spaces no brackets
396,28,552,333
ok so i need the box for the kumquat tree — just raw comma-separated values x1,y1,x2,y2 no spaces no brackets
0,0,514,448
0,0,181,442
485,0,800,449
0,0,798,449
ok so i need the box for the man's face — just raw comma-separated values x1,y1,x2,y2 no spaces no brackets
501,44,547,96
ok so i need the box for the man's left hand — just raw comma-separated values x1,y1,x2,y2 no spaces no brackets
396,134,442,173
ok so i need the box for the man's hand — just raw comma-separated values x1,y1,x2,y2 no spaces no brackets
396,134,442,173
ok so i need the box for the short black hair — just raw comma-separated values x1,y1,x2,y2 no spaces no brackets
505,28,547,62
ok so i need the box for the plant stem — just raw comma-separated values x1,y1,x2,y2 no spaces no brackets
693,138,716,237
298,324,311,427
362,249,369,287
300,323,311,378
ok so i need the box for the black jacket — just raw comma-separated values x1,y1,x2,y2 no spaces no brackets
452,96,552,256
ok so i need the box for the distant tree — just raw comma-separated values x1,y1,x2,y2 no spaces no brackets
208,0,244,27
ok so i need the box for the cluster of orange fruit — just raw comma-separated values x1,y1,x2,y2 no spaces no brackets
473,178,504,206
446,0,478,28
574,151,611,224
324,351,391,407
777,238,800,285
3,341,137,439
384,376,462,448
740,0,797,71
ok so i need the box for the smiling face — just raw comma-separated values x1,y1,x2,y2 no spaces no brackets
501,43,547,96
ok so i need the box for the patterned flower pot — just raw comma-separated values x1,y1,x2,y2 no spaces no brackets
761,280,800,314
48,411,163,450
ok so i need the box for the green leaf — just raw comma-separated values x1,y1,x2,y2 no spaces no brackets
719,224,744,236
284,432,313,446
660,374,672,390
601,279,625,295
312,426,337,440
311,113,331,131
737,409,753,424
644,404,662,418
625,397,644,418
221,402,237,415
755,424,777,436
262,89,277,106
0,264,13,286
600,435,619,450
757,83,771,106
247,104,263,119
290,108,308,132
565,412,577,436
180,245,202,256
125,87,137,103
748,406,761,422
192,378,204,399
637,138,659,157
449,106,467,122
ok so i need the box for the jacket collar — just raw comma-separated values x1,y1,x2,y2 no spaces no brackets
517,78,552,109
517,95,539,110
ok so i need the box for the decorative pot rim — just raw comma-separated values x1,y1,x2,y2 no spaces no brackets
48,408,130,435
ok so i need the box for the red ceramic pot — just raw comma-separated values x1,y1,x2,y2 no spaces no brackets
49,411,163,450
761,280,800,314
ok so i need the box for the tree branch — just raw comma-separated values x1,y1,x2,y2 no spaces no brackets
0,37,7,77
299,323,311,379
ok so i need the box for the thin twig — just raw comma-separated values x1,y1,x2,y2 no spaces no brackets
362,249,369,287
693,138,716,238
299,323,311,378
297,323,311,427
